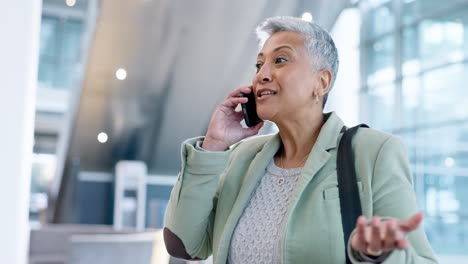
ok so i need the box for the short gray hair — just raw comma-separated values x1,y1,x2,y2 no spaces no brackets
255,16,339,106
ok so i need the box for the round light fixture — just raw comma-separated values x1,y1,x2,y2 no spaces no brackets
97,132,108,143
66,0,76,7
301,12,313,22
445,157,455,167
116,68,127,80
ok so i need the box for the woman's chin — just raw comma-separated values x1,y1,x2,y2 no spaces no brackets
257,109,275,122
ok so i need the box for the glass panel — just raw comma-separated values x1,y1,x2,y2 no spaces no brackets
402,0,468,24
37,58,56,88
364,0,468,257
365,0,395,38
422,63,468,125
420,125,465,165
402,76,421,128
417,123,468,255
37,15,84,90
423,175,468,254
54,59,74,90
419,16,465,70
403,7,468,73
368,83,395,132
39,16,58,57
366,35,395,86
396,123,468,255
402,26,421,76
61,19,84,62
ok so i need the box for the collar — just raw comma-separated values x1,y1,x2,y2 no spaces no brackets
315,111,345,151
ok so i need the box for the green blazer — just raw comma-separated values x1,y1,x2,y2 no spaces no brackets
164,112,438,264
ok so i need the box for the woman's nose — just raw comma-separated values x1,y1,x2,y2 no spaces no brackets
257,66,272,83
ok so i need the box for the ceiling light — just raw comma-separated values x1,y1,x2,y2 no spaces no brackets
301,12,313,22
445,157,455,168
66,0,76,7
115,68,127,80
97,132,108,143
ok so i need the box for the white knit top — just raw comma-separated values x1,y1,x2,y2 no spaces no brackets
228,159,302,264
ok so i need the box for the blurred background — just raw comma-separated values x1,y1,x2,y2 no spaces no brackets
2,0,468,263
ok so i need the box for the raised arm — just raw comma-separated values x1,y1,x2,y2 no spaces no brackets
163,86,264,260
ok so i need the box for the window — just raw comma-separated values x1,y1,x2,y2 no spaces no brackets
361,0,468,259
38,15,84,91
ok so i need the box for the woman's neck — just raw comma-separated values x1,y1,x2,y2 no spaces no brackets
275,111,324,168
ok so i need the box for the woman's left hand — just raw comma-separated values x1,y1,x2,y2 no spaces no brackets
350,212,424,257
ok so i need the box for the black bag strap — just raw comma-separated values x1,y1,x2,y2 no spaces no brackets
337,124,369,264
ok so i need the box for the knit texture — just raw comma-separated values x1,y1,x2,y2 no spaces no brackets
228,159,302,264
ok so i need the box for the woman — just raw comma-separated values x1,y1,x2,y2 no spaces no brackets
164,16,438,264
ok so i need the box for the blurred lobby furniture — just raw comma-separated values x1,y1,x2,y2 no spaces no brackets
29,224,169,264
114,161,148,231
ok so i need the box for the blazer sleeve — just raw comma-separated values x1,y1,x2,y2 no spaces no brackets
348,135,439,264
163,137,235,260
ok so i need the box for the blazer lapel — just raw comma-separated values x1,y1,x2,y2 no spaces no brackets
288,111,345,204
293,144,331,200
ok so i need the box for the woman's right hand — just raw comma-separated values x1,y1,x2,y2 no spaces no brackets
202,86,264,151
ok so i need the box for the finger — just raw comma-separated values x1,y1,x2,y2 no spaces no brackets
227,110,244,123
226,86,252,99
389,224,408,250
243,121,264,137
395,235,409,249
220,97,248,110
234,110,244,119
352,216,368,252
398,212,423,233
368,216,383,254
382,220,397,252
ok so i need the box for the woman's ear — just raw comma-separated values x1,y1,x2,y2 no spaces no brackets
317,70,332,96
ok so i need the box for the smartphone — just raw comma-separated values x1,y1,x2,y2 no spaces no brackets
240,92,262,127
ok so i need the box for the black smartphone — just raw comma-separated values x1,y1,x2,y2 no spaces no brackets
240,92,262,127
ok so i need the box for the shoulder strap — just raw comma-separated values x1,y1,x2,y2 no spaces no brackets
337,124,369,264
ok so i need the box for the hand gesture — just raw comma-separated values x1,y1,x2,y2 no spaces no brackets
202,86,264,151
350,213,424,257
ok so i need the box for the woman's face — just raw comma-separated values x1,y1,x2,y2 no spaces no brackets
252,31,320,122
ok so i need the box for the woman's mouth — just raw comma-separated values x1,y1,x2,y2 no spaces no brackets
257,90,277,101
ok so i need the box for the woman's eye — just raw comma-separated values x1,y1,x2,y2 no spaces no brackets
255,63,263,72
275,57,287,64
